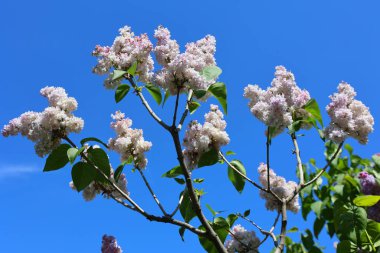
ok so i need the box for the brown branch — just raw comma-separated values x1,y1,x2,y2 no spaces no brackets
274,200,287,253
177,89,193,131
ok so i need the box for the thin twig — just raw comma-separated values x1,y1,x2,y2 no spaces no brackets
274,200,287,253
177,89,193,131
127,77,170,131
291,133,304,186
266,127,271,191
137,167,168,216
172,88,180,127
169,191,184,217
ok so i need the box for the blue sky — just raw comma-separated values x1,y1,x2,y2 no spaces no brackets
1,0,379,252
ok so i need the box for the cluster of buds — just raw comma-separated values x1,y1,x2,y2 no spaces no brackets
101,235,123,253
358,171,380,222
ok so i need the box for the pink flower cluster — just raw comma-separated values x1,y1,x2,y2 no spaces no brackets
153,26,217,95
101,235,123,253
244,66,311,136
258,163,300,213
183,105,230,169
93,26,154,88
2,86,84,157
225,224,260,253
108,111,152,169
358,171,380,222
324,82,374,144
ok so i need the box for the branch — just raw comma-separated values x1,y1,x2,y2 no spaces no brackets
291,133,304,186
172,88,180,126
219,151,282,202
110,194,206,236
169,190,184,217
127,77,170,131
274,200,287,253
177,89,193,131
266,127,271,191
170,130,228,253
64,136,206,237
137,167,168,216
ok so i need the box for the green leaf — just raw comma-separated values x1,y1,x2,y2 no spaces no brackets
193,178,204,183
243,209,251,217
127,61,137,76
311,201,323,218
71,162,97,191
337,240,356,253
372,154,380,168
80,137,108,149
188,101,200,114
162,165,183,178
112,70,127,81
179,191,196,223
43,144,71,172
198,148,219,168
301,229,314,250
87,148,111,178
313,218,325,239
114,165,124,183
287,227,299,233
208,82,227,114
227,160,246,193
226,214,238,228
366,220,380,246
193,89,207,99
179,227,186,241
353,195,380,207
337,204,367,244
226,151,236,156
201,65,222,81
303,98,323,127
115,84,130,103
145,83,162,105
67,147,79,164
206,204,217,216
174,178,185,185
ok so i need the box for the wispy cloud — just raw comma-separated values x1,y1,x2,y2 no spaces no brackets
0,164,39,179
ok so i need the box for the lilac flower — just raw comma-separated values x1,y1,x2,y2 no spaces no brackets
101,235,123,253
183,105,229,169
225,225,260,253
244,66,311,136
325,82,374,144
358,171,380,222
2,86,84,157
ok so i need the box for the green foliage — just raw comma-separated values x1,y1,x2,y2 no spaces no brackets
354,195,380,207
67,147,79,164
145,83,162,105
71,162,97,191
112,70,127,81
87,147,111,178
179,190,197,223
200,65,222,81
80,137,108,148
115,84,130,103
208,82,227,114
188,101,200,114
43,144,71,171
198,148,219,168
227,160,246,193
162,165,183,178
127,61,137,76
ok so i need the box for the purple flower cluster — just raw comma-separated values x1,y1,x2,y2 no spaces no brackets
101,235,123,253
225,224,260,253
358,171,380,222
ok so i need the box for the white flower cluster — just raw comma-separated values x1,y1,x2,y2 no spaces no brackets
183,105,230,169
2,86,84,157
244,66,311,136
108,111,152,169
153,26,217,95
324,82,374,144
258,163,300,213
92,26,154,88
225,224,260,253
69,144,129,201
